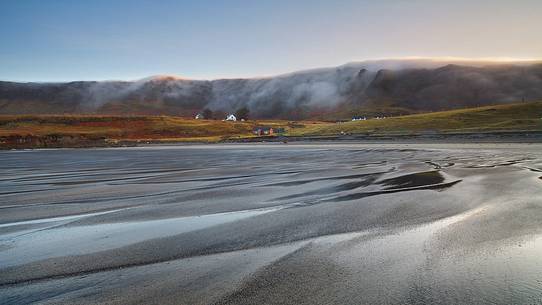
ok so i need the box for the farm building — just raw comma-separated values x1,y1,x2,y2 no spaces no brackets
253,126,285,136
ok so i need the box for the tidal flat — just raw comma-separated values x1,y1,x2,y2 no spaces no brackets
1,143,542,304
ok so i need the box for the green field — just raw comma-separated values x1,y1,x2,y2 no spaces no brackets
288,101,542,137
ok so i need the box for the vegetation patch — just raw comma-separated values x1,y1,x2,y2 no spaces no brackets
288,101,542,136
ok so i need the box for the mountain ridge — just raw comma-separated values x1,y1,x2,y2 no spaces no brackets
1,59,542,119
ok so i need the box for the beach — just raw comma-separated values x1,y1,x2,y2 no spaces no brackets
1,143,542,304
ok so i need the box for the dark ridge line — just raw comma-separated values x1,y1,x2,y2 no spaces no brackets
0,171,300,211
0,188,51,196
0,167,197,184
106,170,301,186
44,176,167,186
378,170,444,189
0,167,128,183
263,171,390,187
273,175,382,201
30,168,204,186
323,180,462,203
0,167,110,180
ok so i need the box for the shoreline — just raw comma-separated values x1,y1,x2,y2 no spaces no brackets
2,141,542,304
1,130,541,150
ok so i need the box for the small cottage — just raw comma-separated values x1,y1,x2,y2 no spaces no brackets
226,114,237,121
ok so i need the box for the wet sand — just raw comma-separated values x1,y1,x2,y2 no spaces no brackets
1,143,542,304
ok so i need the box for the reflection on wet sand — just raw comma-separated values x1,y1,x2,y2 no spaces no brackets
1,143,542,304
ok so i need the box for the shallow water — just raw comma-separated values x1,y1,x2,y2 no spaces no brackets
1,143,542,304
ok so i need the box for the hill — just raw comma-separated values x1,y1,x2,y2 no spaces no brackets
1,59,542,120
289,101,542,137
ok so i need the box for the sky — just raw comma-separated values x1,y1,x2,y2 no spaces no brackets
1,0,541,82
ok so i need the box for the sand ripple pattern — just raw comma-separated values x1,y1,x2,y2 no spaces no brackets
1,144,542,304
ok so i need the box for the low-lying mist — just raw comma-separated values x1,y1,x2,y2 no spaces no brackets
1,59,541,119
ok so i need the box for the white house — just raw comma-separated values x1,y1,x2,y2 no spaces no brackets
195,113,204,120
226,114,237,121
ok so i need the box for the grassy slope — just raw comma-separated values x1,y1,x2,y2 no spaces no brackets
0,116,255,140
288,102,542,136
0,115,318,144
0,102,540,148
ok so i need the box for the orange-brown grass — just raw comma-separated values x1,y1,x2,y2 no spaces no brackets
0,115,319,142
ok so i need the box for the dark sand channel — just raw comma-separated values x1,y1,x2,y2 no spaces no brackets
1,143,542,304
